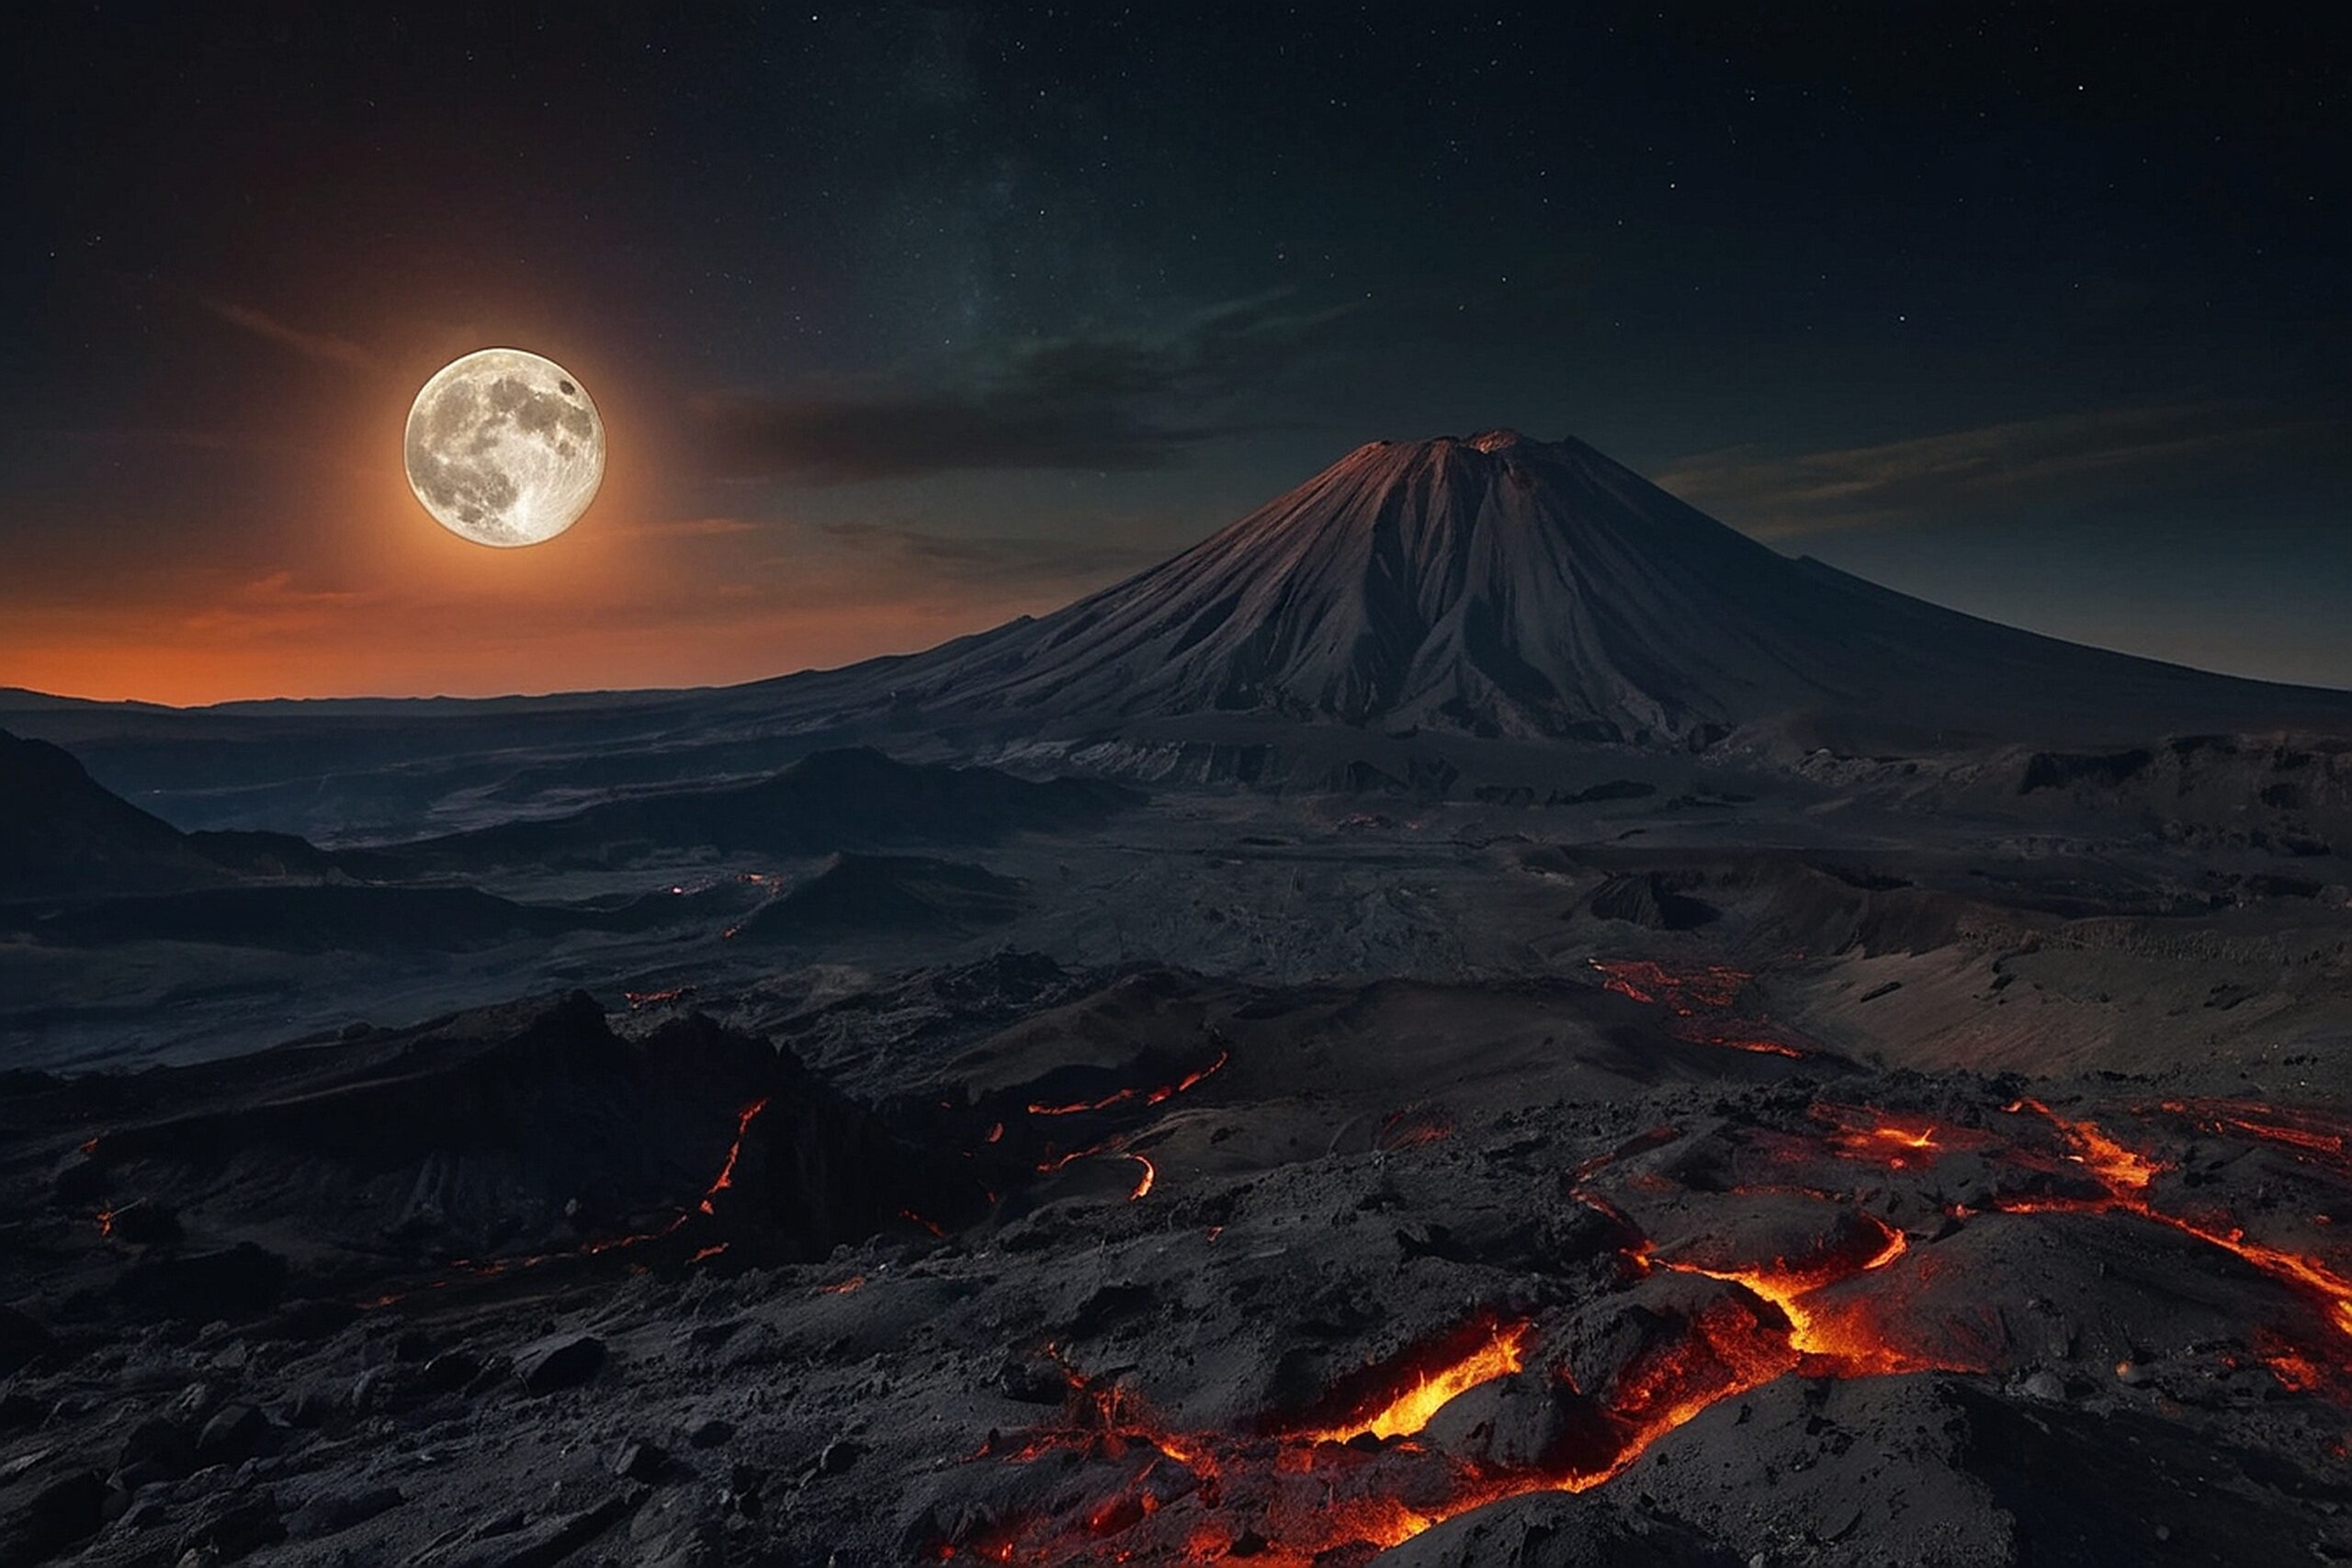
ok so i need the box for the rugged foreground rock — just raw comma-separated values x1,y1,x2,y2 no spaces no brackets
6,968,2352,1567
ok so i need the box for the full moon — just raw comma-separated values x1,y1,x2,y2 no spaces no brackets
403,348,605,547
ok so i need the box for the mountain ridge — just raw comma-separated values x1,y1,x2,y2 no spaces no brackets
6,430,2349,832
851,429,2352,750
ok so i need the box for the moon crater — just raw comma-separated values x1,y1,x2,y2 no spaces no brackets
404,348,605,547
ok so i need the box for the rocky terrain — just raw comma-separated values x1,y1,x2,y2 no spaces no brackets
6,432,2352,1564
8,942,2352,1567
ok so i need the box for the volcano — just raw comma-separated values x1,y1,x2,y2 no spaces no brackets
854,430,2352,753
8,431,2351,837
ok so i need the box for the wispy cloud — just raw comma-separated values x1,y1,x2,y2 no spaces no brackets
794,519,1167,586
1658,403,2346,539
191,291,381,373
696,290,1359,484
618,516,763,540
178,570,377,638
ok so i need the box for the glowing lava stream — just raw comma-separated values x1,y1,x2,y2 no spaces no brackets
941,1184,1983,1566
941,1079,2352,1564
1655,1218,1928,1375
365,1096,773,1303
1285,1318,1531,1444
695,1096,770,1214
2003,1099,2352,1339
1026,1051,1230,1117
1588,957,1809,1059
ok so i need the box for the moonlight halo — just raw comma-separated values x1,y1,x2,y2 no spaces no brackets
403,348,605,547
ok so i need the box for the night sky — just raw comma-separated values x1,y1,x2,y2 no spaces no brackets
5,4,2346,704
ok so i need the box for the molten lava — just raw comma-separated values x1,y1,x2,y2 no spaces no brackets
365,1095,775,1303
1025,1051,1229,1118
695,1096,770,1215
1284,1317,1531,1444
1807,1104,1994,1169
1589,957,1755,1012
1589,958,1811,1059
939,1072,2352,1564
1658,1217,1936,1376
1377,1105,1455,1150
2156,1098,2352,1176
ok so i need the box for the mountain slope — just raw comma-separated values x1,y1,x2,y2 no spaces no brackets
5,432,2348,835
864,431,2352,749
372,747,1138,868
0,729,336,896
736,852,1028,942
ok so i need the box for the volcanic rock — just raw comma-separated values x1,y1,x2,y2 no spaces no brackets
0,1466,109,1565
382,747,1136,872
192,1405,268,1468
0,1306,51,1376
513,1334,604,1395
735,852,1028,942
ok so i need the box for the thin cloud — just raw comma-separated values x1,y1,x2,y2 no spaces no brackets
798,519,1167,586
178,571,377,637
697,290,1358,484
1659,403,2346,539
619,516,763,540
192,292,381,373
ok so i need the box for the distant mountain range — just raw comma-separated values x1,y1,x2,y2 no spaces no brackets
7,431,2347,836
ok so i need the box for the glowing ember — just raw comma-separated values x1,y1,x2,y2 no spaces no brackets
1124,1154,1156,1201
2014,1098,2164,1193
366,1095,775,1303
1700,1033,1808,1059
1807,1104,1994,1169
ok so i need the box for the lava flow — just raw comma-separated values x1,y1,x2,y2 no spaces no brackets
2154,1096,2352,1178
1589,957,1749,1012
936,1076,2352,1565
695,1095,770,1214
367,1095,774,1303
1999,1098,2352,1340
1283,1316,1531,1444
938,1177,1979,1562
1589,957,1811,1059
1026,1050,1230,1117
1809,1103,1994,1169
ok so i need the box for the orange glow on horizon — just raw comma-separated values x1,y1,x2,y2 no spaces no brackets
0,327,1118,706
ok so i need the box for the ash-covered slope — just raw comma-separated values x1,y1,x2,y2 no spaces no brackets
735,852,1028,942
366,746,1137,870
0,729,330,897
871,431,2352,750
